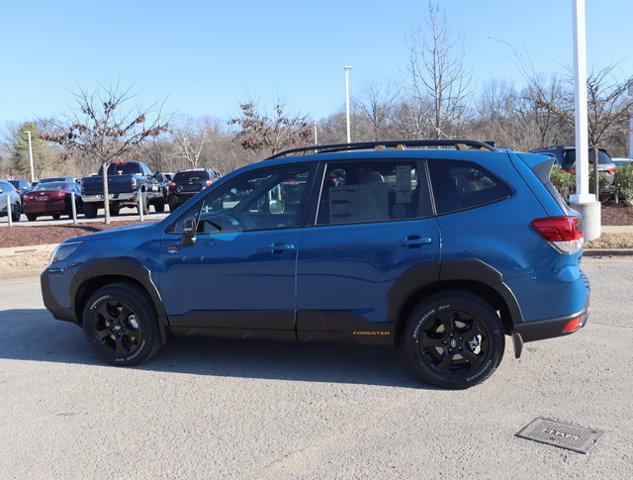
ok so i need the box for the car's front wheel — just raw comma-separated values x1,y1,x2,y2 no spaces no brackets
82,283,162,366
404,290,504,389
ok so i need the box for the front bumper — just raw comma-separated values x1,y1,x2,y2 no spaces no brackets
41,268,77,323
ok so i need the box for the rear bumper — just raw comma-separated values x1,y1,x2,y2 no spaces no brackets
513,305,589,343
82,192,137,203
23,201,67,214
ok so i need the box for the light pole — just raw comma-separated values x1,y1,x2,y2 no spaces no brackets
569,0,600,240
314,122,318,146
629,84,633,159
26,130,35,183
344,65,353,143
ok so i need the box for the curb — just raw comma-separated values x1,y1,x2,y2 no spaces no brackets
584,249,633,257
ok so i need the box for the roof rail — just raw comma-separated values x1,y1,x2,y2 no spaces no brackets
265,139,497,160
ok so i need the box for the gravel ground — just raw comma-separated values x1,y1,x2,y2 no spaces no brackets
601,203,633,225
0,257,631,479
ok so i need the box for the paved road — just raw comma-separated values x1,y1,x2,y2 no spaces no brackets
1,207,170,227
0,258,631,479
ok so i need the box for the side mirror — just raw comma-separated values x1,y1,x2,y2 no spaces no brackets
269,199,285,215
182,218,197,246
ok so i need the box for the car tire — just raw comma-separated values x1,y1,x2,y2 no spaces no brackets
404,290,504,389
110,206,120,216
26,214,37,222
11,206,21,222
82,283,162,366
153,201,165,213
84,203,98,218
168,199,178,212
52,214,61,220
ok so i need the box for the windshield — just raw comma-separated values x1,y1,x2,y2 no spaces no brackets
34,182,68,191
563,149,613,165
174,171,210,183
99,163,142,175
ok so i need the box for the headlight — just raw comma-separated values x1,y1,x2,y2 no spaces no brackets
50,241,82,264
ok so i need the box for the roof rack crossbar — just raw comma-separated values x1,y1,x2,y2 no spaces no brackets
265,139,497,160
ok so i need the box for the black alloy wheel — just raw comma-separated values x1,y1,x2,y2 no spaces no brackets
404,290,504,389
92,299,143,355
82,283,162,365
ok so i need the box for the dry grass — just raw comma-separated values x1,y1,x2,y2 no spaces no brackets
586,232,633,249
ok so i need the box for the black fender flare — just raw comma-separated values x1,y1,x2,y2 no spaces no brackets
70,257,169,344
388,258,523,326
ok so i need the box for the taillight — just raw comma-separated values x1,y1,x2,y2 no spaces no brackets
562,315,583,333
24,195,32,202
530,216,584,254
168,182,177,190
205,179,214,187
607,167,616,174
57,190,67,198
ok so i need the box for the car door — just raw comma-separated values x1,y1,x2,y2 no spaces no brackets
296,158,440,344
158,162,317,339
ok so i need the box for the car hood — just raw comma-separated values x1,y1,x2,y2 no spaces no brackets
69,221,157,244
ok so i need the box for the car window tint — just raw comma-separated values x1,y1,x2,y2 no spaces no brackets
174,171,210,182
428,160,511,215
169,165,314,235
316,161,431,225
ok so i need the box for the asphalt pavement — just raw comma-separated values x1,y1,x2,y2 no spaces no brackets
0,207,169,227
0,257,631,479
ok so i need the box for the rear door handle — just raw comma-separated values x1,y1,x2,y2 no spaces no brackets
398,235,432,248
270,242,296,254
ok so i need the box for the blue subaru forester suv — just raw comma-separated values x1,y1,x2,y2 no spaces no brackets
41,140,590,389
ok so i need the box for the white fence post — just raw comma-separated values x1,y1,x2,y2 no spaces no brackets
71,192,78,225
138,188,144,222
7,195,12,227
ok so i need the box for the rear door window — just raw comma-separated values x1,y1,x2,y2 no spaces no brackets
428,160,511,215
316,160,432,225
174,171,211,183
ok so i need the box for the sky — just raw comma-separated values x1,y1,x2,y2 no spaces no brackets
1,0,632,124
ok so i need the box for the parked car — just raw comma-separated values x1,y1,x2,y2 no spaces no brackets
22,181,83,221
39,176,76,184
41,139,590,389
80,161,165,217
8,179,32,197
0,180,21,222
612,157,632,169
530,146,616,195
167,168,221,210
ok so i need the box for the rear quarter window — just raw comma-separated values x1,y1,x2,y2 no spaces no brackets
428,160,512,215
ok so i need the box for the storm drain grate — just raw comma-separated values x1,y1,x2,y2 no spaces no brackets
516,417,602,454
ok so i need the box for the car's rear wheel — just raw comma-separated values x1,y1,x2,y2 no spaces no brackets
153,200,165,213
11,207,21,222
168,199,178,212
110,206,120,216
404,290,504,389
26,214,37,222
52,214,61,220
82,283,162,366
83,203,98,218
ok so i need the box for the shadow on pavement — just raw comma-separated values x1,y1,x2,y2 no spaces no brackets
0,309,424,389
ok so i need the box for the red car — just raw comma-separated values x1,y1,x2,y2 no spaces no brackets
23,181,83,221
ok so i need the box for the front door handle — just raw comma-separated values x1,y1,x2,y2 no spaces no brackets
398,235,432,248
270,242,296,254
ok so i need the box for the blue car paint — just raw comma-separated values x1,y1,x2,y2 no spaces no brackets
41,147,590,349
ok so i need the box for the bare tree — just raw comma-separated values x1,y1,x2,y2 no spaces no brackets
229,98,311,155
173,117,211,168
406,1,472,139
353,81,400,140
43,83,169,223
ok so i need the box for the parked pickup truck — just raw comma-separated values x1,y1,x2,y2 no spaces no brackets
81,161,166,217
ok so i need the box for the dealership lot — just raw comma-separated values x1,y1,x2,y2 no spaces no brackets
0,257,631,479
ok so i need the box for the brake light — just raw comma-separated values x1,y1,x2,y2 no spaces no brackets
24,195,32,202
530,216,584,254
205,179,214,187
56,190,67,198
607,167,616,174
168,182,177,190
562,315,583,333
567,168,576,174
